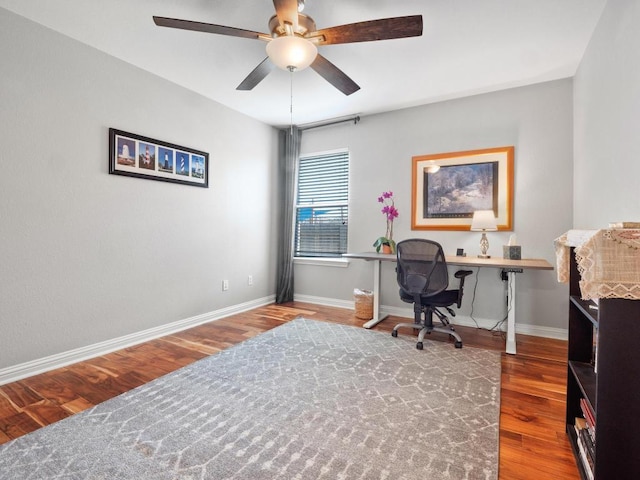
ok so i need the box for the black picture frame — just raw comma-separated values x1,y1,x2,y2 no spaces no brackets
109,128,209,188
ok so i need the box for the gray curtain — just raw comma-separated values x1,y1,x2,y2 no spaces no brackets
275,126,302,304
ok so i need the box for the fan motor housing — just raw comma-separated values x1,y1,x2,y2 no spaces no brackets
268,13,317,38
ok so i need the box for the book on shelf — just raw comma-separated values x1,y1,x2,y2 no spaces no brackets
580,397,596,435
577,438,595,480
574,417,595,451
579,427,596,463
575,417,595,480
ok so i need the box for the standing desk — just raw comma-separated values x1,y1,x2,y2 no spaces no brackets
342,252,553,355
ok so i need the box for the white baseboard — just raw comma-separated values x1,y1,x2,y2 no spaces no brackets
294,294,354,311
0,295,275,386
294,294,567,340
2,293,567,386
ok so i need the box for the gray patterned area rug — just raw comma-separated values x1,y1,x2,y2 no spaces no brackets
0,318,501,480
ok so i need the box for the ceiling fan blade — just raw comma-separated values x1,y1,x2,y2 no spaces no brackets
272,0,298,31
311,54,360,96
312,15,423,45
236,58,275,91
153,16,266,40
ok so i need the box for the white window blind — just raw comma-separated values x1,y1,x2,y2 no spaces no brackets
294,150,349,258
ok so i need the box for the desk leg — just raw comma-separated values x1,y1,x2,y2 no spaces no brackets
506,271,517,355
362,259,388,329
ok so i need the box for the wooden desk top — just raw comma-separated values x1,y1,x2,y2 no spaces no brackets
343,252,554,270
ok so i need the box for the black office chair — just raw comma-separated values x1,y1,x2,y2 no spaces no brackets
391,239,473,350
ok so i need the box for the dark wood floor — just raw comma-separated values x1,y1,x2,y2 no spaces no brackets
0,302,579,479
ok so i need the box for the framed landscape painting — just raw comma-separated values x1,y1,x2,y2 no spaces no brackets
109,128,209,188
411,146,513,230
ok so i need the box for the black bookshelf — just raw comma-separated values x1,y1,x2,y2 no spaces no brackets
565,247,640,479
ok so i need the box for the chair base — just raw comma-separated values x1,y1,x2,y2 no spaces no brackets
391,322,463,350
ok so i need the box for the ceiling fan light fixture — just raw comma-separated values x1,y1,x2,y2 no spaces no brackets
266,35,318,71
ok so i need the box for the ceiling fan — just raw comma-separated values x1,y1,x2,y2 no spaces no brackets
153,0,423,96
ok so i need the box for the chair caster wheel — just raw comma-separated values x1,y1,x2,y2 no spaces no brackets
416,342,423,350
391,330,398,338
455,341,463,349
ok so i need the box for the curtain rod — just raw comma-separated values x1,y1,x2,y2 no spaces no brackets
299,115,360,131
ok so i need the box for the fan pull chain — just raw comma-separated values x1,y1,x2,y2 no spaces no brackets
288,66,295,135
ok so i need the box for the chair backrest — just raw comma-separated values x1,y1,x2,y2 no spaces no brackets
396,239,449,297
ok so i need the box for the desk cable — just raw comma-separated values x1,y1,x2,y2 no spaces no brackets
467,267,508,336
488,269,514,335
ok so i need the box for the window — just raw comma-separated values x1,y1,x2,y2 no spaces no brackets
294,149,349,258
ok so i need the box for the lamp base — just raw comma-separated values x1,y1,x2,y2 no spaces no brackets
478,232,491,259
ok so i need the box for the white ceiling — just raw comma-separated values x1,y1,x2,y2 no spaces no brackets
0,0,606,127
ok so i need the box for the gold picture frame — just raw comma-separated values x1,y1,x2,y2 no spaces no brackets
411,146,514,230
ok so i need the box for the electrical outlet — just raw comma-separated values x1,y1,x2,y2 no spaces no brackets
248,275,253,286
222,279,229,291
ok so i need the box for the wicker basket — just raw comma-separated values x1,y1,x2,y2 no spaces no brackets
353,288,373,320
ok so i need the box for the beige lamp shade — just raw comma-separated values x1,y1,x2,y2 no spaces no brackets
470,210,498,231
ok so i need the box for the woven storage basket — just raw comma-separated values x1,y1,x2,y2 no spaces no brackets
353,288,373,320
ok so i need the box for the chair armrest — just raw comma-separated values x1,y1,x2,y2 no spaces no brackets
454,269,473,279
454,269,474,308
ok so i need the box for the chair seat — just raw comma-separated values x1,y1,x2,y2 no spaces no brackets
399,288,459,307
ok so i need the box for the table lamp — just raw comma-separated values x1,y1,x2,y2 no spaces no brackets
471,210,498,258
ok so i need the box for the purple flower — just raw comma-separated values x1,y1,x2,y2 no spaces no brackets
377,190,398,245
377,191,398,223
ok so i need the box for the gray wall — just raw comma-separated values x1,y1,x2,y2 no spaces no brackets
574,0,640,227
297,80,574,335
3,0,636,372
0,9,278,370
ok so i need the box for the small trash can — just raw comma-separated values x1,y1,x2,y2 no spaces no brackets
353,288,373,320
